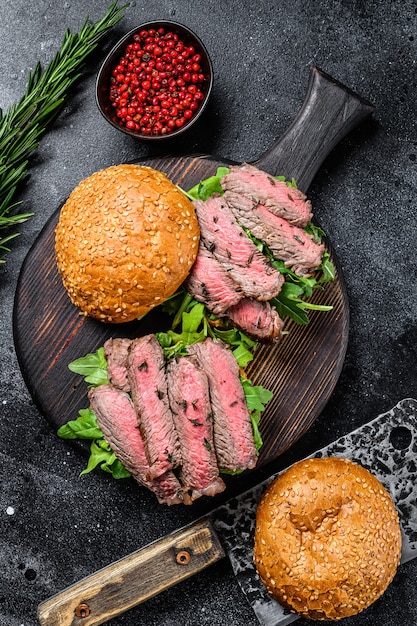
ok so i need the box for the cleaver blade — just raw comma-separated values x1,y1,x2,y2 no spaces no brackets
37,398,417,625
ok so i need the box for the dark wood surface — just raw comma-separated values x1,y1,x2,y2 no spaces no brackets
13,67,371,468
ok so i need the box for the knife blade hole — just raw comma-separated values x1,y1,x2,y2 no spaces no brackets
24,568,37,581
389,426,412,450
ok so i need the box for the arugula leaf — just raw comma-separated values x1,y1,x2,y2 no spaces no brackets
318,251,336,283
175,302,207,338
58,407,131,479
212,326,257,368
57,407,103,440
241,380,271,453
157,301,207,357
304,221,326,243
230,342,255,369
271,283,311,325
242,379,274,413
80,439,131,479
275,175,297,188
60,350,132,480
241,379,274,453
158,296,258,367
250,411,263,453
186,166,230,200
68,346,109,386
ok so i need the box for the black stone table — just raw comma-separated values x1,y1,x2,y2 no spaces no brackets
0,1,416,625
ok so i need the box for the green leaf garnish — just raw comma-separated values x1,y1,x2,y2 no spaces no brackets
250,410,263,453
186,167,230,200
318,251,336,283
58,407,131,479
242,379,274,413
80,439,131,479
57,407,103,440
68,347,109,386
241,379,273,453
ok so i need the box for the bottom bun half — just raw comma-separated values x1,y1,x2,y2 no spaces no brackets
254,456,402,621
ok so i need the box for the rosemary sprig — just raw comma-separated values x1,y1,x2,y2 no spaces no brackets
0,1,128,263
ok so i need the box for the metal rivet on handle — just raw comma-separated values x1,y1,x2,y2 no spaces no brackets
75,603,90,618
176,550,191,565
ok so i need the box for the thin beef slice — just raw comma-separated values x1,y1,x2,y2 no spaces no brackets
128,334,181,480
185,240,243,315
224,191,324,276
193,196,284,301
225,298,284,343
221,162,312,227
167,355,225,501
88,384,183,505
187,339,257,472
104,337,132,392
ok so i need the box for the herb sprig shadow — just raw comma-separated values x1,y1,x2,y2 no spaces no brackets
0,1,127,263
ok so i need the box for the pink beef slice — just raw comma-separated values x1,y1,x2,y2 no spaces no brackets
127,334,181,480
187,338,258,472
224,191,324,276
88,384,183,505
224,298,284,343
185,240,243,315
166,355,226,501
220,162,312,227
193,196,284,301
104,337,132,392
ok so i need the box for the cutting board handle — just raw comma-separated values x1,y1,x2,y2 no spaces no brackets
253,65,375,191
37,516,225,626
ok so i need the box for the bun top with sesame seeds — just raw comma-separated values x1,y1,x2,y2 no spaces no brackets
55,164,200,323
254,456,402,621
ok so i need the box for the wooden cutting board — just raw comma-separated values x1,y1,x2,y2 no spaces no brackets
13,67,374,467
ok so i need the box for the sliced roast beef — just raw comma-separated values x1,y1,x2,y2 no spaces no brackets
193,196,284,301
224,191,324,276
224,298,284,343
185,241,243,315
221,162,312,227
88,385,183,505
166,355,226,501
187,339,258,473
104,337,132,392
127,335,181,480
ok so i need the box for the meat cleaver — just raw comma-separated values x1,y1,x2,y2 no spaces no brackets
37,398,417,625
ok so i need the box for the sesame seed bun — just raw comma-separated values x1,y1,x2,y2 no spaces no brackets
55,164,199,323
254,457,402,620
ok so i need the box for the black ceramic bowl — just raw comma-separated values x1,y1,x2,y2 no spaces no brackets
96,21,213,141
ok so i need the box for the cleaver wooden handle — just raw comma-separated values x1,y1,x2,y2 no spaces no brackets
254,65,375,191
37,516,225,626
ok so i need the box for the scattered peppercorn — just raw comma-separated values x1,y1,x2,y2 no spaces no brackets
109,27,208,136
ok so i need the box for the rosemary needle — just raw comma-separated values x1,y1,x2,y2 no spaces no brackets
0,1,128,263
